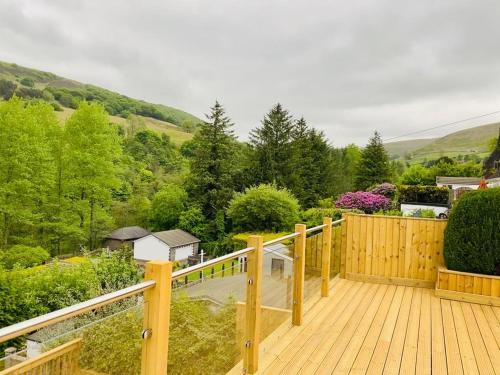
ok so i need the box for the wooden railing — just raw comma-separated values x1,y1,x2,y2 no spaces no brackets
0,339,81,375
0,217,343,375
340,213,448,288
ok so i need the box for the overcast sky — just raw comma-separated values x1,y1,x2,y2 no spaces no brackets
1,0,500,146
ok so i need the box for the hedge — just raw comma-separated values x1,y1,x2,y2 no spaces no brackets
397,185,449,205
443,188,500,275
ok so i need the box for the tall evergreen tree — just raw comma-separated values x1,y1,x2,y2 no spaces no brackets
354,131,392,190
250,104,295,187
187,101,236,239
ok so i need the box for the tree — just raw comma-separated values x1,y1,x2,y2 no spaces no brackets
187,101,237,239
0,98,58,247
250,104,295,187
64,102,122,250
150,185,188,230
354,131,392,190
399,164,434,185
0,79,17,99
227,184,300,232
178,206,208,241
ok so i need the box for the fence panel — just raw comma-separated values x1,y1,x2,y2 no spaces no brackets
340,213,447,287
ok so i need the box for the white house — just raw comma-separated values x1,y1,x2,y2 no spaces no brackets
436,176,482,190
238,242,293,278
133,229,200,263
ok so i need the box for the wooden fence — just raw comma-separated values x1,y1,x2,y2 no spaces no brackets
305,226,342,277
340,213,448,288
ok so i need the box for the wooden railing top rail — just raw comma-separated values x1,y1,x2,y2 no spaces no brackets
0,280,155,343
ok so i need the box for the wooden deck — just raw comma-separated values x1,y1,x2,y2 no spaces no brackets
229,278,500,374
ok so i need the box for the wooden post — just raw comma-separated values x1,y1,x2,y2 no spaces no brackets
292,224,306,326
141,261,172,375
244,235,264,374
321,217,333,297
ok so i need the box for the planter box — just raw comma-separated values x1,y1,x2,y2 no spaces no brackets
435,266,500,306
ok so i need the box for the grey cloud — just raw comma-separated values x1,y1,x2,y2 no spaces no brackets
1,0,500,145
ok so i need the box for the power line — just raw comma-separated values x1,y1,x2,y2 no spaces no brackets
383,109,500,142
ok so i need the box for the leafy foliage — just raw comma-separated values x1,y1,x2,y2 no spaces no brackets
369,183,397,198
335,192,391,214
227,184,300,232
354,132,392,190
0,245,50,270
301,207,344,227
150,185,188,230
397,185,449,205
444,188,500,275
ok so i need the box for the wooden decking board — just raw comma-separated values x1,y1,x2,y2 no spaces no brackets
233,279,500,375
268,282,366,374
296,283,379,374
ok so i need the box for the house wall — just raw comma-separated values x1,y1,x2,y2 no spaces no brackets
401,203,448,216
134,235,170,262
262,252,293,278
171,244,195,261
436,183,479,190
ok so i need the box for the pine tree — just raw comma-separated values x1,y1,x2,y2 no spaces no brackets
250,103,296,187
188,101,236,239
354,131,392,191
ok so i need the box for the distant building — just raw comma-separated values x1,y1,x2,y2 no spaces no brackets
133,229,201,263
436,176,482,190
104,226,150,250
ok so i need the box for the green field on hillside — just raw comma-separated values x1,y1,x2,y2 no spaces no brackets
384,122,500,162
56,108,193,146
0,60,202,136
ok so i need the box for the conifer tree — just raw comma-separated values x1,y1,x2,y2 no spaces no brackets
250,103,295,187
188,101,236,239
354,131,392,190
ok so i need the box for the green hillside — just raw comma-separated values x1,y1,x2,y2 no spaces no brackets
383,138,436,159
0,60,202,138
385,122,500,163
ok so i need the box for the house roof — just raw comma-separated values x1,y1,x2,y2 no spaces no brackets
436,176,482,185
153,229,200,247
106,226,150,241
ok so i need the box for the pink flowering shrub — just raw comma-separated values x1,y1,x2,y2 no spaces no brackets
335,191,391,214
370,183,396,198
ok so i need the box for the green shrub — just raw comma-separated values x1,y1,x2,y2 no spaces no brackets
20,77,35,87
227,184,300,232
301,207,344,226
374,209,403,216
397,185,449,205
444,188,500,275
0,245,50,270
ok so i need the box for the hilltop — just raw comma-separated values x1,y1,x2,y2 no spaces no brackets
384,122,500,162
0,60,201,144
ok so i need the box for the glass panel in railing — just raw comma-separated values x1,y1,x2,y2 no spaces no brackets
331,224,342,279
260,241,294,340
169,255,246,375
3,296,145,375
304,231,323,306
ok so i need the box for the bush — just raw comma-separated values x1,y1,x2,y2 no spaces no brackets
20,77,35,87
335,192,391,214
444,188,500,275
369,183,397,198
374,209,403,216
0,245,50,270
398,164,434,185
397,185,449,205
301,207,344,227
410,208,436,218
227,184,300,232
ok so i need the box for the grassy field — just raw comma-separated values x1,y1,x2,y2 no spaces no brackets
56,108,194,146
385,122,500,162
